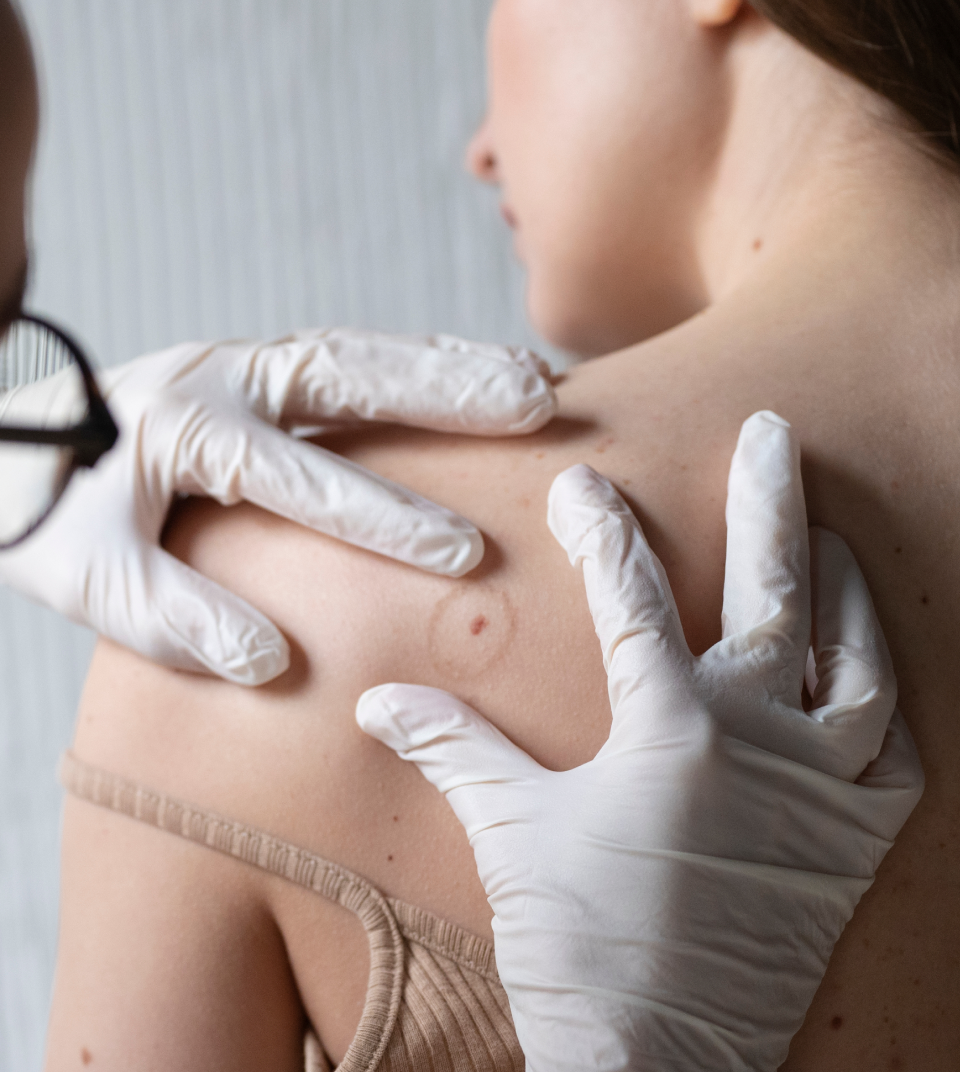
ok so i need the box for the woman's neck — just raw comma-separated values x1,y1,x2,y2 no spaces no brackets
691,17,960,314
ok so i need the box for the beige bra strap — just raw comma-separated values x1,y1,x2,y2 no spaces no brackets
388,898,498,981
59,751,403,1072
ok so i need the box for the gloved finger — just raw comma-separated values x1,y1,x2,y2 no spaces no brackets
174,414,484,577
807,526,898,777
856,709,925,809
356,683,541,830
721,411,810,672
233,330,558,436
96,545,290,686
547,464,689,713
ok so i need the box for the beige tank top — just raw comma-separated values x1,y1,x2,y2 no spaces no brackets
58,751,524,1072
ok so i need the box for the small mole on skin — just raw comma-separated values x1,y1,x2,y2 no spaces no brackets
393,815,399,823
921,594,930,605
752,238,763,251
535,452,545,460
830,1016,844,1030
387,855,394,862
81,1050,93,1066
429,587,517,678
895,546,903,554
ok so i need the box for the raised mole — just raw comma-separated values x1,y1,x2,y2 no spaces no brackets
470,615,488,636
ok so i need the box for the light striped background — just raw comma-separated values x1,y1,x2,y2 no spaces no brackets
0,2,556,1065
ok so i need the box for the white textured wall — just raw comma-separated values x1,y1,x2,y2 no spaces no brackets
0,2,554,1065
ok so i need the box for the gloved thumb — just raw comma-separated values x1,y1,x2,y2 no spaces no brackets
99,545,291,686
356,683,539,800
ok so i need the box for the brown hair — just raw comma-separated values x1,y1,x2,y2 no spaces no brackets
750,0,960,164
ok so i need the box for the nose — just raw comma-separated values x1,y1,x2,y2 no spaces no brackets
466,117,499,184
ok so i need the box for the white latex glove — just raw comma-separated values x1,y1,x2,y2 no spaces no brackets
0,329,556,685
356,411,924,1072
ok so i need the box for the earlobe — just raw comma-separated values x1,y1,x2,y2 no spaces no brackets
689,0,743,29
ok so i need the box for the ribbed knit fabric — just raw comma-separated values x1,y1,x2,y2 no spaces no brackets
58,751,524,1072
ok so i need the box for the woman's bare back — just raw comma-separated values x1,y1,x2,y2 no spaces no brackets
51,274,960,1068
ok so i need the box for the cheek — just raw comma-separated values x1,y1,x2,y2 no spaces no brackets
508,101,711,355
487,0,720,353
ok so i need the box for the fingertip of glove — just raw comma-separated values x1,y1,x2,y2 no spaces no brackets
221,633,291,687
547,464,618,559
356,683,394,731
808,526,848,553
355,683,422,749
489,346,559,434
515,380,559,432
549,463,603,498
746,409,791,431
487,372,558,436
735,411,793,455
392,505,484,577
435,527,485,578
357,682,461,725
729,410,800,496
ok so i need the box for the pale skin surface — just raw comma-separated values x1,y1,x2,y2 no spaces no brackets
46,1,960,1070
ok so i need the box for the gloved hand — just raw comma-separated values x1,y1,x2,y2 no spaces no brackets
356,411,924,1072
0,329,556,685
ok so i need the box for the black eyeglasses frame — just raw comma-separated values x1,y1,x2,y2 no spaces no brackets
0,313,119,549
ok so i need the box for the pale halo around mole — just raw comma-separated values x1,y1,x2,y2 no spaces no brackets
428,586,518,680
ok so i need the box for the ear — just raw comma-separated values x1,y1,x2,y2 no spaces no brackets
688,0,744,28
